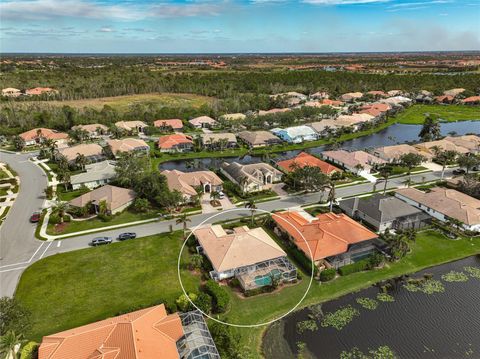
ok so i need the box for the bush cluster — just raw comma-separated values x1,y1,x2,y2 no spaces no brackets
204,280,230,313
320,268,336,282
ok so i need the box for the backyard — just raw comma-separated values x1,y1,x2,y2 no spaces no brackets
394,104,480,124
15,232,200,341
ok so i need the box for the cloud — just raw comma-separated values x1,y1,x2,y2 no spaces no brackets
97,27,115,33
303,0,390,4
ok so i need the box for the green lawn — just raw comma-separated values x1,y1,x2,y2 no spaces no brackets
394,104,480,124
56,187,88,202
46,209,160,236
15,232,200,341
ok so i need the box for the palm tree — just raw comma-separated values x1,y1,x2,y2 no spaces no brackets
378,165,392,194
432,147,457,180
176,213,191,240
54,201,69,223
245,199,257,226
325,182,336,212
57,169,71,190
239,177,250,194
0,331,25,359
210,190,221,204
75,153,87,171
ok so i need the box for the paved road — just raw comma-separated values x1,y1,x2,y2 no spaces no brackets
0,151,48,296
0,150,457,297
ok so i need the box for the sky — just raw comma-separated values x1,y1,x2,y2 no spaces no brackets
0,0,479,53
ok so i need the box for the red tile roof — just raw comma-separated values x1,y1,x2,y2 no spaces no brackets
19,128,69,142
320,99,344,106
273,210,378,261
158,133,193,149
277,152,341,175
153,119,184,129
38,304,183,359
461,96,480,104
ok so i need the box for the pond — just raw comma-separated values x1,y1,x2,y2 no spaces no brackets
261,255,480,359
159,120,480,172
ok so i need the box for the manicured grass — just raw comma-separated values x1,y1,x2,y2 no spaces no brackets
10,93,215,113
46,209,160,235
223,230,480,357
394,104,480,124
15,232,200,341
56,187,88,202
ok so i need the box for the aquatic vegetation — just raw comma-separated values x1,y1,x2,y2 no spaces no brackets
320,305,360,330
404,279,445,294
296,320,318,334
340,346,397,359
376,292,395,302
441,271,469,282
356,297,379,310
464,266,480,279
307,304,323,320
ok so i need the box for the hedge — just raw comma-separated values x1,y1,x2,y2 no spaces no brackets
20,342,38,359
338,258,371,276
204,280,230,313
320,268,336,282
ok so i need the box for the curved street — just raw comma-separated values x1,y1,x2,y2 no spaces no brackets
0,151,48,297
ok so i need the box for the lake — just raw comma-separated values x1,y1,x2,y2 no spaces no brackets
159,120,480,172
262,255,480,359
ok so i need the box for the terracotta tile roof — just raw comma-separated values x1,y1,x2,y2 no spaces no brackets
189,116,217,126
443,135,480,152
367,91,387,97
339,92,363,102
461,96,480,103
357,103,391,117
72,124,108,134
434,95,454,103
373,144,425,161
161,169,222,197
277,152,341,175
201,133,237,144
194,225,286,272
319,99,344,107
443,88,465,97
114,121,147,131
38,304,183,359
395,187,480,226
237,131,282,147
107,138,149,155
68,184,135,212
322,150,386,170
153,119,184,129
414,139,471,155
25,87,58,95
19,128,69,142
272,209,378,261
158,133,193,149
58,143,104,161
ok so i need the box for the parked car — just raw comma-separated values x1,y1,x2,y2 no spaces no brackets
117,232,137,241
218,191,225,199
452,168,466,175
90,237,113,246
30,212,41,223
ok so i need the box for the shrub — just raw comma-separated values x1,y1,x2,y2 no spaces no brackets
320,268,336,282
193,292,212,314
49,214,60,225
97,213,112,222
369,252,385,268
204,280,230,313
176,292,197,312
338,259,370,276
20,341,38,359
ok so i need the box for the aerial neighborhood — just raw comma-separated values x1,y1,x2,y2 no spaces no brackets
1,53,480,359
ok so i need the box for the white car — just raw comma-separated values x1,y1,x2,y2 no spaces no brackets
218,191,225,199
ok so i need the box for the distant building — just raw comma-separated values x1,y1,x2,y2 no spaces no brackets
276,152,341,175
219,113,247,121
220,162,282,193
19,128,69,146
461,96,480,105
107,138,150,157
373,144,424,163
189,116,217,129
1,88,21,97
321,150,386,174
38,304,220,359
201,133,237,150
70,160,116,190
158,133,193,153
339,194,430,232
237,130,283,148
114,120,148,133
153,119,184,131
271,125,318,143
25,87,58,96
257,108,291,116
57,143,105,163
443,88,465,97
339,92,363,102
161,169,223,202
68,184,135,215
72,123,109,138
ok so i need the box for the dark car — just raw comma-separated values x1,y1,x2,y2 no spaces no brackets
117,232,137,241
30,212,41,223
452,168,466,175
90,237,113,246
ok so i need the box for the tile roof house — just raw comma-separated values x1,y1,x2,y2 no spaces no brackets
107,138,150,157
200,133,238,150
277,152,341,175
321,150,386,174
1,88,21,97
272,209,378,268
380,96,412,107
70,160,117,190
413,138,471,157
72,124,109,138
194,224,295,290
25,87,58,96
443,135,480,153
57,143,105,163
366,90,388,98
237,130,283,148
161,169,223,201
339,194,431,232
335,114,375,130
257,108,291,116
68,184,135,215
38,304,220,359
19,128,69,146
395,187,480,231
318,99,344,107
158,134,193,153
373,144,426,163
310,91,329,99
308,119,345,135
356,103,391,118
434,95,454,104
153,119,184,131
114,121,148,133
220,161,283,193
443,88,465,97
189,116,217,129
461,96,480,104
219,113,247,121
271,125,318,143
339,92,363,102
